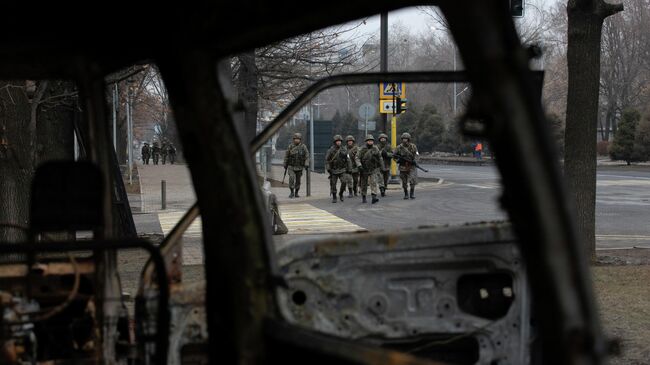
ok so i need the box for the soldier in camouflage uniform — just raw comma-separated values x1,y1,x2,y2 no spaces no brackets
141,143,151,165
394,132,419,199
151,141,161,165
345,135,360,198
377,133,392,197
355,134,384,204
325,134,350,203
283,132,309,198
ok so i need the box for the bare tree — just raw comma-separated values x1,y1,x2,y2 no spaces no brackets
231,23,367,140
0,80,76,242
599,0,650,140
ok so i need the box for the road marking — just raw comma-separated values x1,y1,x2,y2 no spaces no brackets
597,179,650,187
280,203,366,234
157,211,203,265
596,234,650,240
460,183,500,189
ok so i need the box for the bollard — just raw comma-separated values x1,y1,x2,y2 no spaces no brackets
161,180,167,210
306,169,311,197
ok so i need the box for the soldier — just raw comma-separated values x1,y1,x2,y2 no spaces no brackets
167,143,177,164
394,132,419,199
325,134,350,203
377,133,392,197
161,140,169,164
355,134,384,204
141,142,151,165
283,132,309,198
345,135,360,198
151,141,161,165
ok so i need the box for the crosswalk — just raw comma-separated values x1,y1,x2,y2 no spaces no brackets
157,211,203,265
280,203,366,234
158,211,202,237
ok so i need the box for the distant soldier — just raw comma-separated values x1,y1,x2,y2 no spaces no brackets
394,132,419,199
355,134,383,204
151,142,161,165
161,141,169,164
345,135,360,198
325,134,350,203
167,143,177,164
141,143,151,165
283,132,309,198
377,133,392,196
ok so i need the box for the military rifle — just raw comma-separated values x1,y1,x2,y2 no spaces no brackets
282,167,288,184
393,153,429,173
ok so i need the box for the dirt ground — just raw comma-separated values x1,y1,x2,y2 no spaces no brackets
594,250,650,365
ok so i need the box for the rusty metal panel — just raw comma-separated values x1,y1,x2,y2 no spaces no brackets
276,223,531,364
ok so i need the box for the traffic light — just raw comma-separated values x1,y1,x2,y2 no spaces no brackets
395,97,408,114
510,0,524,17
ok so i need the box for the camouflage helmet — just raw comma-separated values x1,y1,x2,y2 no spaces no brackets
401,132,411,140
333,134,343,142
378,133,388,141
365,134,375,141
346,135,355,142
293,132,302,140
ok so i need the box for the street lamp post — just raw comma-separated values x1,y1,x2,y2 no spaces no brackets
127,87,133,185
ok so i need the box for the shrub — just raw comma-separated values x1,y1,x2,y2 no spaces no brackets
609,109,643,165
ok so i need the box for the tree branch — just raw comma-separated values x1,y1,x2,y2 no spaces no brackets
598,1,624,18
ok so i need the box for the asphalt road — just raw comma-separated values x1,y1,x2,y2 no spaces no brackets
278,164,650,249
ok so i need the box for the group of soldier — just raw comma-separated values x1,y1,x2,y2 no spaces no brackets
284,132,419,203
141,141,177,165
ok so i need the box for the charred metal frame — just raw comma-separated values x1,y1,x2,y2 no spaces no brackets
0,239,170,365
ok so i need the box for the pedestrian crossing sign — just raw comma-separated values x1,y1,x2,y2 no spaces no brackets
380,82,405,99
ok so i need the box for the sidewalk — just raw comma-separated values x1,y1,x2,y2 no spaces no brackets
138,163,197,213
131,163,203,265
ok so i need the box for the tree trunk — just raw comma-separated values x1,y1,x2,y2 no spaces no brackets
237,51,259,142
37,81,75,164
565,0,623,261
0,82,33,243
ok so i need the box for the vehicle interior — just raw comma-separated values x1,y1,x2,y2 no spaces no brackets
0,1,607,364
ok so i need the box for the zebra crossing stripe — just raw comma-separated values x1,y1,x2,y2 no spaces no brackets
280,203,366,234
157,211,203,265
158,211,203,237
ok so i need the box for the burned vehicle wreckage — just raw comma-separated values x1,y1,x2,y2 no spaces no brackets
0,0,608,364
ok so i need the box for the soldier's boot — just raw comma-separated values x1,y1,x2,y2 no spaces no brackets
362,195,367,203
289,189,295,198
332,193,337,203
354,189,358,197
294,188,300,198
371,194,379,204
403,187,409,200
380,187,386,197
410,186,416,199
348,187,353,198
339,191,344,202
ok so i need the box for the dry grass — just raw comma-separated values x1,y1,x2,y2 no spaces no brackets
592,265,650,364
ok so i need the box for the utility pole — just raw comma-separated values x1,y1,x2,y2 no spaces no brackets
112,84,118,149
127,86,133,185
380,12,388,133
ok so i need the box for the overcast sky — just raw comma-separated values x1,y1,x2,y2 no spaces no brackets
346,1,561,41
